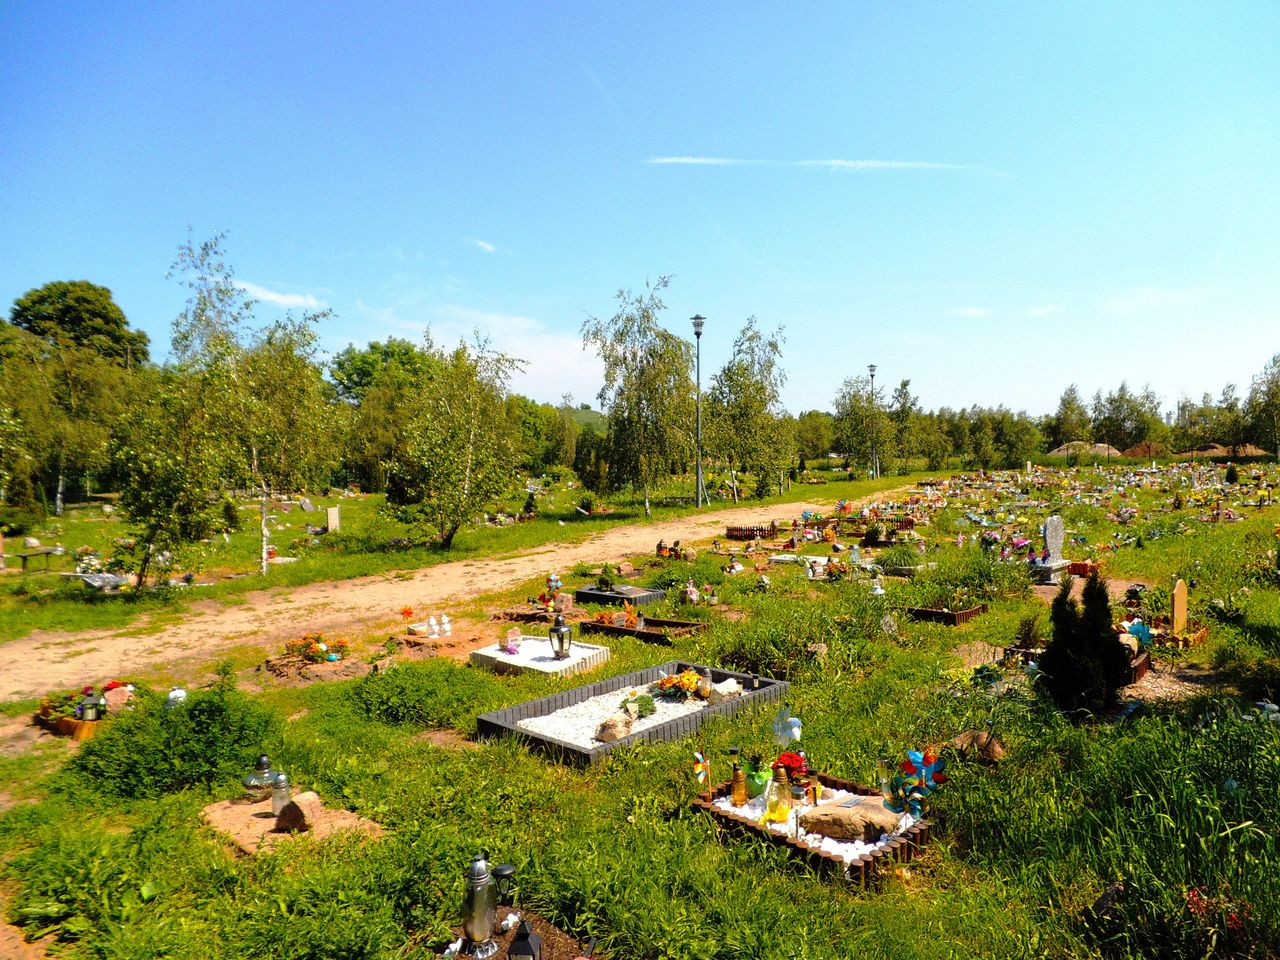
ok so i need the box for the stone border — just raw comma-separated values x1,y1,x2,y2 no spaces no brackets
905,603,990,626
475,661,788,765
579,617,708,646
691,772,933,886
573,586,666,607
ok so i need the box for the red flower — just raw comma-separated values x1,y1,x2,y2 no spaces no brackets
82,686,95,695
104,680,123,691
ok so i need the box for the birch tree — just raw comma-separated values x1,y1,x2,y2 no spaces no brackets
385,338,519,547
581,278,694,517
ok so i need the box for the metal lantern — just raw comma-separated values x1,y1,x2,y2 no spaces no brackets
549,614,572,660
461,854,498,959
80,695,100,722
242,755,276,802
508,919,542,960
492,863,517,906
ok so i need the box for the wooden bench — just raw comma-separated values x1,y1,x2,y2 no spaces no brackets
18,546,58,573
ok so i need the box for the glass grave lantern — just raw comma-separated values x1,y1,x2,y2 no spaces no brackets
549,614,572,660
242,755,278,802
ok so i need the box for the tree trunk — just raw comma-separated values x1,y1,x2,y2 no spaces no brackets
134,543,153,599
643,482,651,518
260,488,269,576
55,469,65,517
441,523,460,549
730,469,739,503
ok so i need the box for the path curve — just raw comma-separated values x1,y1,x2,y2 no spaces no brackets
2,495,902,701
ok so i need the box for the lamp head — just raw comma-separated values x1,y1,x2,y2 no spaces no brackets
691,314,705,337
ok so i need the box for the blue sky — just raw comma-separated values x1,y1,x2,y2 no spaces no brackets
2,1,1277,416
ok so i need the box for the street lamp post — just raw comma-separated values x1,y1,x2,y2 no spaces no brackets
692,315,706,507
867,363,878,480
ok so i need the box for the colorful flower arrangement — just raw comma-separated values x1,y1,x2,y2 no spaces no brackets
654,669,702,698
535,573,562,612
38,680,127,721
285,632,350,663
771,750,810,785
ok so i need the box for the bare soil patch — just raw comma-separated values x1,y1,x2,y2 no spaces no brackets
1,498,874,702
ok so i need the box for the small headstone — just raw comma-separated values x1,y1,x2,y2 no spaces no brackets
326,506,341,532
617,561,635,576
275,791,325,833
505,626,523,642
300,497,315,512
1171,578,1188,635
552,593,573,613
1043,515,1065,563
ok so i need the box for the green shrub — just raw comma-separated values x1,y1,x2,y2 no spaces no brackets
68,678,281,799
1038,573,1132,715
349,660,502,729
0,504,44,536
877,543,922,569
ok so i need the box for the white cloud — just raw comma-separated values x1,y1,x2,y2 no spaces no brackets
947,306,990,319
237,280,325,309
648,156,995,173
348,299,604,405
1025,304,1060,318
1103,286,1205,315
471,239,496,253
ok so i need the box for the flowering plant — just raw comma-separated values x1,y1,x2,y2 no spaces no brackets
653,669,701,698
285,632,348,663
772,751,810,783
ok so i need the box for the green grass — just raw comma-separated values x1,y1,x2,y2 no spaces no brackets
0,472,928,643
3,465,1280,958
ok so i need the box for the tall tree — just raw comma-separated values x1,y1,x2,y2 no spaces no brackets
832,374,893,476
705,319,788,501
581,278,694,516
385,339,519,547
10,279,149,367
794,410,834,467
1247,354,1280,460
1045,384,1091,448
111,368,231,589
330,337,440,403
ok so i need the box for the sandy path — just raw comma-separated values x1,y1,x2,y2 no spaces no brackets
0,497,871,702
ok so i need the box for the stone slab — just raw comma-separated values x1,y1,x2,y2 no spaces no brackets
469,638,610,677
573,585,665,607
200,792,382,856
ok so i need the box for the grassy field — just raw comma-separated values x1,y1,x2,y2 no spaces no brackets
0,471,922,641
2,466,1279,958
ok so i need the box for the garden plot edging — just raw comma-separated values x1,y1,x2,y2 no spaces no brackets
475,661,788,765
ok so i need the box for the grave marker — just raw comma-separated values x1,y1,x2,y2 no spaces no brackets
326,506,341,532
1171,578,1188,635
1044,515,1064,564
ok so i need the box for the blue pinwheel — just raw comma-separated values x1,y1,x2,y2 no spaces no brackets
771,705,802,746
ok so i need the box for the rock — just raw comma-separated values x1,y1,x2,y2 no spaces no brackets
23,536,39,548
683,548,697,562
950,729,1006,764
276,791,325,832
617,561,635,576
553,594,574,613
593,711,634,743
799,796,902,842
103,687,134,713
506,626,524,642
707,678,742,704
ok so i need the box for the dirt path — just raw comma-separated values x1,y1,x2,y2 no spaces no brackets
0,496,881,702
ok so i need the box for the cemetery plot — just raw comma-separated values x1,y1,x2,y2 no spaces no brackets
692,773,933,886
905,602,990,626
475,661,788,765
579,615,707,645
573,583,665,607
469,636,610,677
